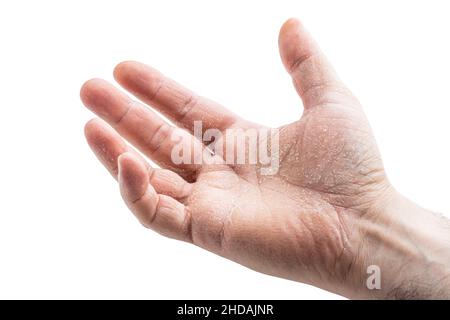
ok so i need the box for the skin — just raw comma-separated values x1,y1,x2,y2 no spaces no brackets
80,18,450,299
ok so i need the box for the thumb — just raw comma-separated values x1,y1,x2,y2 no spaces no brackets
278,18,355,110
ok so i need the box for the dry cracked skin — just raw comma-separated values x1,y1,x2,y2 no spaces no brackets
80,18,450,299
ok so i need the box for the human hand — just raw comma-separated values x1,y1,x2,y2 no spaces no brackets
81,18,450,299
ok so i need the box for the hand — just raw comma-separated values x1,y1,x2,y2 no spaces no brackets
81,18,450,299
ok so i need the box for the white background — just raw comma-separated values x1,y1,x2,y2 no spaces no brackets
0,0,449,299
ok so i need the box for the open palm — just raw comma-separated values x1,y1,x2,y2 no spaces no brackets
81,19,390,296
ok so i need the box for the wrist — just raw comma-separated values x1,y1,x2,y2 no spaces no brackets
346,189,450,299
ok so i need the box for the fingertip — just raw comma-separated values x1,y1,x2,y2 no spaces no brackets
113,60,137,82
84,118,116,146
279,18,302,42
80,78,105,106
113,61,162,96
84,118,108,149
279,19,303,72
118,152,145,174
84,119,129,178
278,18,319,75
281,17,301,31
114,61,152,83
118,152,149,202
84,118,101,136
80,78,121,119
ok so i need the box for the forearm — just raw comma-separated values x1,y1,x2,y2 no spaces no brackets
348,191,450,299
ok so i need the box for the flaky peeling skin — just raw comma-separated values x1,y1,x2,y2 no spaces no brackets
81,18,450,299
